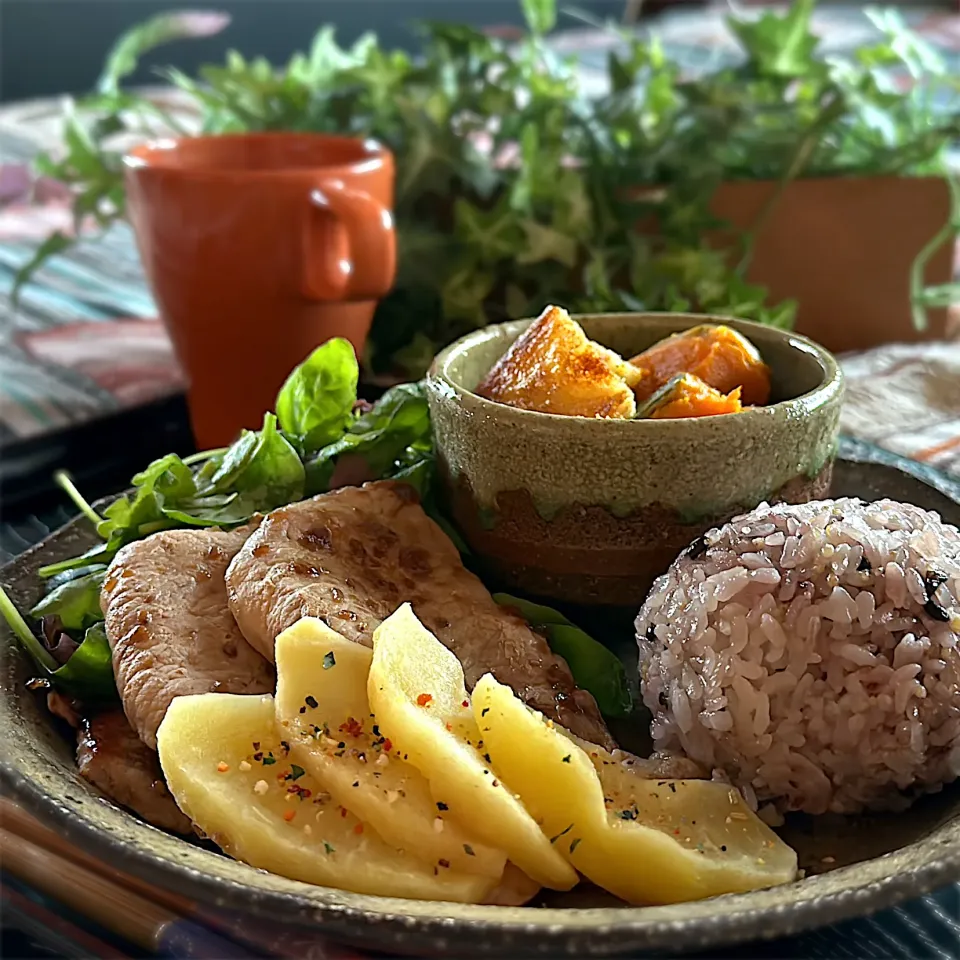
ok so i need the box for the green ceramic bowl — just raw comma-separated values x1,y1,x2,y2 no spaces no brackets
427,313,844,607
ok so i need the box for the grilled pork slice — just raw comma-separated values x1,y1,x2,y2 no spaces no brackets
226,481,614,748
475,304,641,419
101,525,275,750
77,710,192,834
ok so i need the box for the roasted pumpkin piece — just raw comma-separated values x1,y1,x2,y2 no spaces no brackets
629,324,771,406
636,374,743,420
476,305,640,419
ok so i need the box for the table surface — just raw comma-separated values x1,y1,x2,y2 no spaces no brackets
0,4,959,957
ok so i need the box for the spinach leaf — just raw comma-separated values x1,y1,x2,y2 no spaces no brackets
30,569,106,633
225,411,306,508
304,382,431,494
196,413,305,512
494,593,633,719
51,623,118,703
275,338,359,453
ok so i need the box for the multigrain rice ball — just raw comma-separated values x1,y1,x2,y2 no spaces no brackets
636,498,960,815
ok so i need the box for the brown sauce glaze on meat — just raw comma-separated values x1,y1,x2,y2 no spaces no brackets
226,481,614,748
77,710,192,834
101,523,274,750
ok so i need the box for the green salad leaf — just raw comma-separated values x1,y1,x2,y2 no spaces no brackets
0,586,117,703
30,568,106,632
276,338,359,452
52,624,119,703
3,336,638,718
304,382,432,494
494,593,633,719
192,412,306,513
2,339,447,703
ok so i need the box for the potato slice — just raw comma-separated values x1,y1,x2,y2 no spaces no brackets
472,673,798,904
485,863,543,906
368,604,577,891
275,618,505,878
157,692,497,903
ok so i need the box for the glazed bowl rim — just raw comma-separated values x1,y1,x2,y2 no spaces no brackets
428,312,844,430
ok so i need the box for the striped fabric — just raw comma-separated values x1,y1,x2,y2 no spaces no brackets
841,343,960,477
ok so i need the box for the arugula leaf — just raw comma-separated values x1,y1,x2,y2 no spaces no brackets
30,569,106,633
275,338,359,452
493,593,633,718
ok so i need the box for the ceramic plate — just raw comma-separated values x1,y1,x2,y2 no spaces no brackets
1,446,958,957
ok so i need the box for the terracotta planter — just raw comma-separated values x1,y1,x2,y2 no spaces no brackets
710,175,954,353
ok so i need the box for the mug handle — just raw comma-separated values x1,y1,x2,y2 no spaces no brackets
303,180,396,302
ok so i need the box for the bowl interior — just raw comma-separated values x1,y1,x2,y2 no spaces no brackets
439,313,835,407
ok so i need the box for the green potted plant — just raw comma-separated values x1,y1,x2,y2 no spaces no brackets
16,0,960,376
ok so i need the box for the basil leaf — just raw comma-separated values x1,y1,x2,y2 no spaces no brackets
52,623,119,703
275,338,359,453
493,593,633,718
30,569,106,633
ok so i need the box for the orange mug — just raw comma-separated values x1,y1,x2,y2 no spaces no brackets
124,133,396,449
